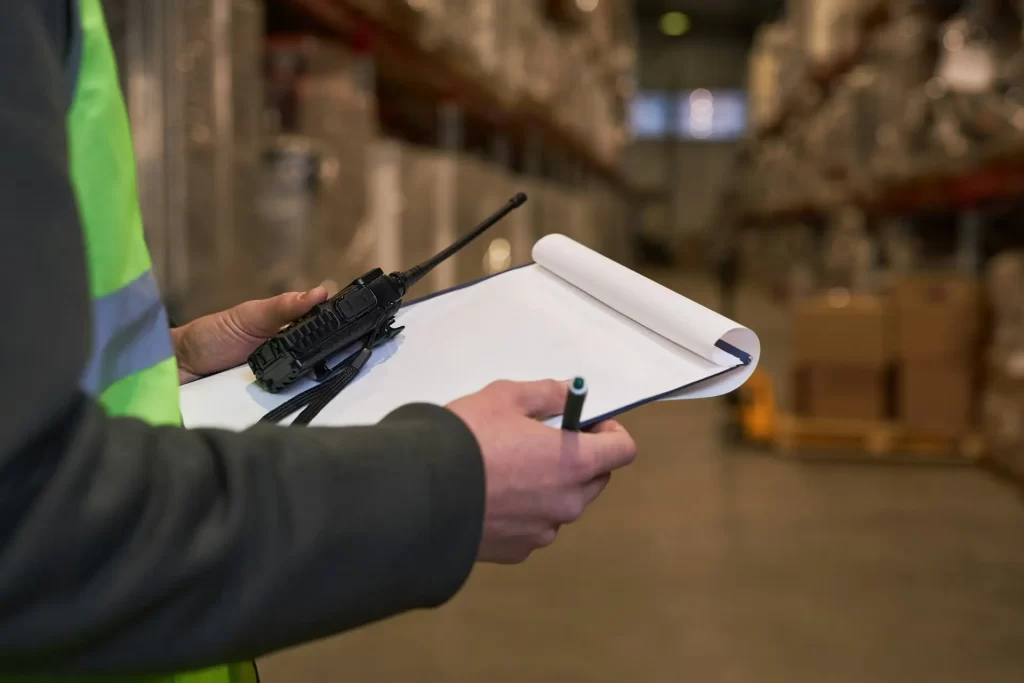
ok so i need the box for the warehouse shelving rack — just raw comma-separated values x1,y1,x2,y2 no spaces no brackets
271,0,637,197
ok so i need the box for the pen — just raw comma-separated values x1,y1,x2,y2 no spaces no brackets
561,377,588,432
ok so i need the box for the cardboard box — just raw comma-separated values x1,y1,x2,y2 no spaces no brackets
795,364,892,421
893,274,982,361
899,363,976,437
792,292,894,365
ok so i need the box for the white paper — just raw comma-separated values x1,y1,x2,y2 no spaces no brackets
533,234,761,370
180,236,760,430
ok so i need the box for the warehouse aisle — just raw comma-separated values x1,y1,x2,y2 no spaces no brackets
258,274,1024,683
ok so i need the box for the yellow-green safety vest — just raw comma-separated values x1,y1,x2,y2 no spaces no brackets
11,1,258,681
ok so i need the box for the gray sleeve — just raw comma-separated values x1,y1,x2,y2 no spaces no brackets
0,2,485,674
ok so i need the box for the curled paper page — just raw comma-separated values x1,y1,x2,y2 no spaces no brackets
533,234,761,399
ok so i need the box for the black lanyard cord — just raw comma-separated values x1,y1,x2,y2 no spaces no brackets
258,320,402,426
291,349,370,425
257,347,365,425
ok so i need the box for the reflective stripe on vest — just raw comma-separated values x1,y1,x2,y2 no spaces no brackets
1,1,259,681
80,269,174,397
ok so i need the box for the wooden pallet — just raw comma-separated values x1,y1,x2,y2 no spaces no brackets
772,414,985,465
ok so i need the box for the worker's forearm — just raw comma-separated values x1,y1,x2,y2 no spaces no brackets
0,398,484,673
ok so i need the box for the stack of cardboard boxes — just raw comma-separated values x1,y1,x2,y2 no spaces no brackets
894,275,982,438
792,291,894,421
791,275,982,437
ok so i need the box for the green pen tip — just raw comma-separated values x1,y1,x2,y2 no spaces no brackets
573,377,585,390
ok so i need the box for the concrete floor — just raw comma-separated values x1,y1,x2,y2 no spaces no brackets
258,274,1024,683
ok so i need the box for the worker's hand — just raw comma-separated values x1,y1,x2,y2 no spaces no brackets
172,287,329,384
446,380,637,564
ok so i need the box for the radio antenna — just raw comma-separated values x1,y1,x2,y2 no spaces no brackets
392,192,528,294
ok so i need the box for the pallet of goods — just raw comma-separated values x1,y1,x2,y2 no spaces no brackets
263,36,378,293
773,415,984,462
782,274,985,462
105,0,266,320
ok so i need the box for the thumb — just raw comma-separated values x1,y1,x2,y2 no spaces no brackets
235,287,328,337
270,286,329,328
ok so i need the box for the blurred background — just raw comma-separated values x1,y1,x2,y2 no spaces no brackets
102,0,1024,681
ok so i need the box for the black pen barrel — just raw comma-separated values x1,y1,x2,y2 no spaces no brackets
561,377,588,432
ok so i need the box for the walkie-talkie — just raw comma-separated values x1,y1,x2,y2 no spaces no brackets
248,192,528,411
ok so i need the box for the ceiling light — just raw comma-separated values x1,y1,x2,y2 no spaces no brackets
660,11,690,37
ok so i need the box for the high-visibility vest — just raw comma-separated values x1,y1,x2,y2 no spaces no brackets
10,1,259,681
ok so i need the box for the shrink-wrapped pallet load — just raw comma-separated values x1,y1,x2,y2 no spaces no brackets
104,0,266,319
264,37,377,289
748,21,803,135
